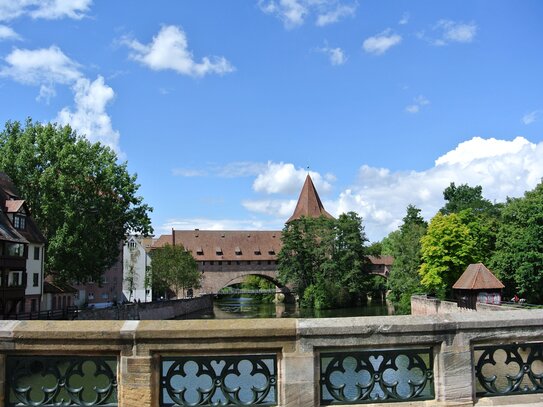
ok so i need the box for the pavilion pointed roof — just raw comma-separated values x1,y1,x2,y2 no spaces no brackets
287,175,334,223
453,263,505,290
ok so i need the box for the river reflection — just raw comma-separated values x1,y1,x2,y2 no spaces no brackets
182,296,393,319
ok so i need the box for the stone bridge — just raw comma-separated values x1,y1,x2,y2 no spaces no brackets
2,307,543,406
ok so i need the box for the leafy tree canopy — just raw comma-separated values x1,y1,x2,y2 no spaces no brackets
385,205,427,314
0,119,153,282
149,244,201,298
490,182,543,302
440,182,496,216
278,212,370,309
419,212,477,299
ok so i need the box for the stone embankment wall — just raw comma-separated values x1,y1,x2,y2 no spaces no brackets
2,310,543,406
76,295,213,320
411,294,516,316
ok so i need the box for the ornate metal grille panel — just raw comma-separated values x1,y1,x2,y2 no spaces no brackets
474,343,543,397
160,354,277,406
5,355,118,406
320,348,434,404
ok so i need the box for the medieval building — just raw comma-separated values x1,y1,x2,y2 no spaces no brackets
153,175,391,296
0,173,46,317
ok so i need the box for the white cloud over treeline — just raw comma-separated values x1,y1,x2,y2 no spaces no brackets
226,137,543,241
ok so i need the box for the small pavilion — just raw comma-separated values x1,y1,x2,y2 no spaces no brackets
453,263,505,309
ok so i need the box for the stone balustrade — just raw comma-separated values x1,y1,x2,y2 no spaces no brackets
1,310,543,406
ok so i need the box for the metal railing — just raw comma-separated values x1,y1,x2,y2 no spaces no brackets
320,348,434,404
160,354,277,406
1,306,78,320
474,342,543,397
5,355,118,406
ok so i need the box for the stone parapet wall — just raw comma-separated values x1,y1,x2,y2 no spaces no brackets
76,295,213,320
2,310,543,406
411,295,517,315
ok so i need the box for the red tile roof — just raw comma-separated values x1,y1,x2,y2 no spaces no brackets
453,263,505,290
368,255,394,266
153,230,282,261
287,175,334,223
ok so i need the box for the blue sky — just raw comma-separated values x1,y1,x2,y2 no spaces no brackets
1,1,543,241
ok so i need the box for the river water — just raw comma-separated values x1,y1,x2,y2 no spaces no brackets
184,296,394,319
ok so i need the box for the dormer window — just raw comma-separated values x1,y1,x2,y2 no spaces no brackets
13,214,26,230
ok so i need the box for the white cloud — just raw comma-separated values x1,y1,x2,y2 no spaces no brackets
522,110,542,125
123,25,235,77
258,0,356,28
1,45,82,85
316,3,357,27
399,12,410,25
217,161,268,177
37,83,56,103
55,76,121,154
420,20,477,46
323,137,543,241
0,24,20,40
362,29,402,55
172,168,208,177
242,199,297,218
253,162,333,194
172,162,267,178
437,20,477,43
239,137,543,241
405,95,430,114
1,44,122,154
0,0,92,21
318,45,347,65
434,136,531,166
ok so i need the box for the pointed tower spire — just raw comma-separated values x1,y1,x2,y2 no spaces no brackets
287,174,334,223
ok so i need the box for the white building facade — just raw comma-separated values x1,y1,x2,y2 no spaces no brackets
123,235,152,302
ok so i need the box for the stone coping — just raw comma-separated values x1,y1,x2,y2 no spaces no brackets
1,309,542,341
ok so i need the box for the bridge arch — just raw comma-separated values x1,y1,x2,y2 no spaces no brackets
199,270,294,302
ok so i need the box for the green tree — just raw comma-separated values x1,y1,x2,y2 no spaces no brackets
440,182,496,215
419,212,477,298
386,205,427,314
278,212,370,309
440,182,500,264
149,244,201,298
277,215,336,308
490,182,543,303
335,212,369,296
0,119,152,283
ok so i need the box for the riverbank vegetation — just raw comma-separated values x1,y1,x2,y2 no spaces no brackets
382,181,543,313
278,212,373,309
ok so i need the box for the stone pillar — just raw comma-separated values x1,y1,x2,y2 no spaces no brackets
119,355,155,406
435,333,474,406
281,345,317,407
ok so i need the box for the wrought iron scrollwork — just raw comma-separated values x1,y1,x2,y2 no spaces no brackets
320,348,434,404
160,354,277,406
474,343,543,397
6,355,118,406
